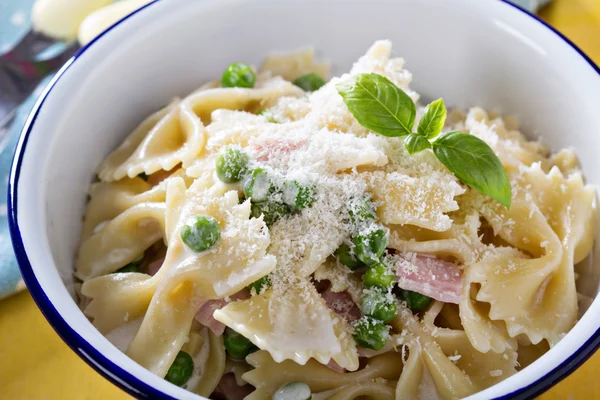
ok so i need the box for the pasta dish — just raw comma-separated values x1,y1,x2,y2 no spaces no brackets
75,41,596,400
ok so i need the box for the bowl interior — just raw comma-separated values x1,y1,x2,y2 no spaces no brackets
12,0,600,399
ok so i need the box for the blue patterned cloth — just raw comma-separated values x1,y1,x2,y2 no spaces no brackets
0,77,52,298
0,0,552,299
0,0,36,298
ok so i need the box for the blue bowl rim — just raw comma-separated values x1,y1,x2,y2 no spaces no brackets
7,0,600,399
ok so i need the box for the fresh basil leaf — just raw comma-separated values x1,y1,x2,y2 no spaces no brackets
417,98,447,139
433,132,511,208
336,73,415,137
404,134,431,155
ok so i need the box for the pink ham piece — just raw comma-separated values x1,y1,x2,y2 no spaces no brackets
326,360,346,373
147,257,164,276
250,137,308,162
194,289,251,336
212,373,253,400
395,254,462,304
320,289,359,373
147,167,178,186
321,288,361,323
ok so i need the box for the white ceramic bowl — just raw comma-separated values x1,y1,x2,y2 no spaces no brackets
9,0,600,398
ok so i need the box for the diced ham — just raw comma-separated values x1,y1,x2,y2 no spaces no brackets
147,166,178,186
321,288,361,323
147,257,164,276
327,359,346,373
212,373,253,400
395,254,462,304
194,289,251,336
250,137,308,162
196,300,229,336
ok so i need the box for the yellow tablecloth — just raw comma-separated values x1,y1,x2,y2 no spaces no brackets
1,1,600,399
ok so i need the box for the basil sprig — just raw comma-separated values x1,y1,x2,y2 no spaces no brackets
336,73,511,208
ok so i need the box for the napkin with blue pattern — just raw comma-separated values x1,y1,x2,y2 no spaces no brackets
0,0,552,299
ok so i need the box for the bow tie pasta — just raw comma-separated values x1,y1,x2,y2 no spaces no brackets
75,40,596,398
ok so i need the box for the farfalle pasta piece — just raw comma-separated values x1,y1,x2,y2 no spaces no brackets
432,320,517,390
463,163,595,346
214,283,358,371
81,177,163,240
97,100,206,181
393,303,517,400
362,170,465,232
459,281,518,354
182,327,226,397
125,179,275,376
388,210,483,264
76,202,165,280
82,272,157,334
242,350,404,399
349,40,418,102
185,76,304,125
460,185,564,350
260,48,331,81
267,206,346,278
549,148,580,176
81,169,192,240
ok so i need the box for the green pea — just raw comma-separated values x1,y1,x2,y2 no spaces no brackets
293,73,326,92
334,243,364,270
181,215,221,252
138,172,149,181
165,351,194,387
221,62,256,88
352,316,390,351
250,201,291,226
116,263,139,273
258,109,279,123
348,196,376,224
352,227,387,266
362,289,397,323
223,328,256,360
115,254,144,273
215,146,249,183
282,180,316,210
364,262,395,289
397,289,432,313
273,381,312,400
248,275,271,294
243,168,274,203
